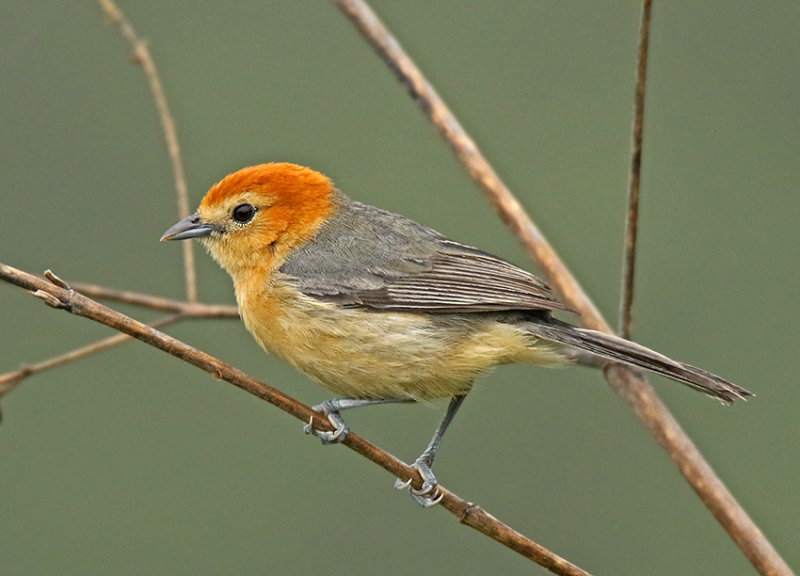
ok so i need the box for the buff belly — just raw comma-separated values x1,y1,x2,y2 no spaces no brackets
236,279,568,401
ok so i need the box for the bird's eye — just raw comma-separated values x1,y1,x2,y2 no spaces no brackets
232,203,256,223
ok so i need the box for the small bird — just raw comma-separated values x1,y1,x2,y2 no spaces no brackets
162,162,752,506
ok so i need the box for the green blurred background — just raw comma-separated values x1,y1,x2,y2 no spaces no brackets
2,2,798,574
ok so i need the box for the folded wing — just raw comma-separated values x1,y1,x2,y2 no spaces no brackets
279,198,569,314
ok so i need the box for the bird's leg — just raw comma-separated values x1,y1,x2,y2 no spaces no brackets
395,393,468,507
303,397,413,444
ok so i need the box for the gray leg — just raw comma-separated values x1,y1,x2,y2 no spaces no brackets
303,397,414,444
395,393,468,507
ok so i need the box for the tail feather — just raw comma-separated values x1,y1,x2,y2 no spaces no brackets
525,320,753,404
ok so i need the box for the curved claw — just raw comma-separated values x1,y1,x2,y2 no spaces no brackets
393,477,413,490
410,487,444,507
411,481,437,497
303,414,349,445
318,425,349,444
394,459,444,507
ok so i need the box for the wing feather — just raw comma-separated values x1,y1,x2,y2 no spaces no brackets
279,196,570,314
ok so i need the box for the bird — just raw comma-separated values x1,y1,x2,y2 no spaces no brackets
161,162,752,506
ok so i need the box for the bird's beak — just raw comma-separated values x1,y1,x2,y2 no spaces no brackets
160,213,221,241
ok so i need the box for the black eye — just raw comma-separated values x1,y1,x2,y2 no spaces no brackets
232,203,256,223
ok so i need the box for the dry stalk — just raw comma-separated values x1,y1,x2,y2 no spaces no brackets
331,1,790,574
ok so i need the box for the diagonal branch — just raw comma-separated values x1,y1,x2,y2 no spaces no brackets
331,1,791,574
0,261,591,576
333,0,606,330
619,0,653,340
97,0,197,302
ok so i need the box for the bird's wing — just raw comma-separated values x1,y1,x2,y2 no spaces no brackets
346,239,572,313
279,199,570,314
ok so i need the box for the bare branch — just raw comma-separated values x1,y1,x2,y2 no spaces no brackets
0,261,591,576
0,314,182,396
619,0,653,340
97,0,197,302
0,277,235,397
70,281,238,317
331,1,791,574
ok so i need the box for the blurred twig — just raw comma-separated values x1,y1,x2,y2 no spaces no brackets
0,277,236,400
1,0,210,402
69,281,238,317
331,1,791,574
0,262,592,576
619,0,652,340
0,277,239,396
0,314,181,396
97,0,197,302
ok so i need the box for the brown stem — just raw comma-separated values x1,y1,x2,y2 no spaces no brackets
0,314,182,396
331,1,791,574
70,281,238,317
0,278,236,396
0,261,591,576
97,0,197,302
619,0,653,340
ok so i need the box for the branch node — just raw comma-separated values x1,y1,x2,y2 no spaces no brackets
0,366,31,392
458,501,481,524
30,289,67,309
132,41,148,64
44,269,71,290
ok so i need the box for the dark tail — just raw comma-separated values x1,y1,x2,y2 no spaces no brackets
525,319,753,404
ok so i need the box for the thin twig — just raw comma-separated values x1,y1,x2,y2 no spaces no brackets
0,261,591,576
4,0,217,401
0,314,182,396
331,2,791,574
70,281,238,317
619,0,653,340
97,0,197,302
0,279,235,397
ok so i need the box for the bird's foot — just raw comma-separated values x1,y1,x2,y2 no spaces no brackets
303,400,349,444
394,457,443,507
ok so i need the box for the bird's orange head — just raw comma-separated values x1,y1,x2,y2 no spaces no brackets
161,163,338,275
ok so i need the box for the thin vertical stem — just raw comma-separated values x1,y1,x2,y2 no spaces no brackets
619,0,653,339
97,0,198,302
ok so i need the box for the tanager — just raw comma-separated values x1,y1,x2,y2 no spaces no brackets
162,162,751,506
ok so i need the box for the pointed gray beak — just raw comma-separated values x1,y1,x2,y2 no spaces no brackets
160,213,221,241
